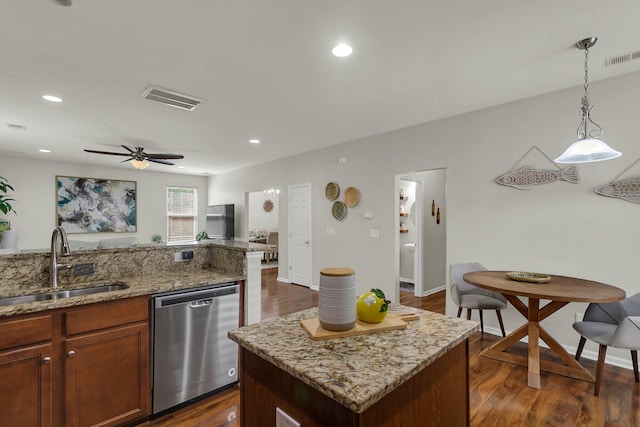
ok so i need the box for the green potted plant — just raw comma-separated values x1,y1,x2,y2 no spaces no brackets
0,176,16,248
0,175,16,217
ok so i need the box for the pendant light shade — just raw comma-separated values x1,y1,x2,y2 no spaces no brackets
554,138,621,163
555,37,622,164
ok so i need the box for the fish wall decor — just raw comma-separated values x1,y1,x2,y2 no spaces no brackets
595,178,640,203
496,165,579,190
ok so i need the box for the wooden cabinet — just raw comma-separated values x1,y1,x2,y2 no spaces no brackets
65,323,149,427
0,342,53,427
240,340,470,427
63,297,150,427
0,296,150,427
0,314,53,427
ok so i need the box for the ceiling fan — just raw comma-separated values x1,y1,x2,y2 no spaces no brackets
84,145,184,169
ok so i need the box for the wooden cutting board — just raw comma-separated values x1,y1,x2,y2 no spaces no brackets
300,313,419,341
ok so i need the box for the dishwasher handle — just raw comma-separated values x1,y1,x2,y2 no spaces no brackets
154,283,238,309
189,298,213,308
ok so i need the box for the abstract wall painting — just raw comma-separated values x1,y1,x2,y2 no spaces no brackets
56,176,136,233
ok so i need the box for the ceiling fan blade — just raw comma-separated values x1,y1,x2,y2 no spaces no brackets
120,158,135,163
84,149,131,157
148,158,176,166
121,145,136,153
146,153,184,160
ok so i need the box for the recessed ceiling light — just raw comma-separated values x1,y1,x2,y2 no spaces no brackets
43,95,63,103
249,139,260,144
332,43,353,57
178,166,186,169
39,149,51,153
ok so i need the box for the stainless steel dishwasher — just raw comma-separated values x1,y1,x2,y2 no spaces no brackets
151,283,239,414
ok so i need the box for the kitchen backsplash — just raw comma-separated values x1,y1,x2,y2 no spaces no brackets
0,243,245,292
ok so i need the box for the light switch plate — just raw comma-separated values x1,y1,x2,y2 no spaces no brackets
275,407,300,427
369,229,380,238
326,227,335,235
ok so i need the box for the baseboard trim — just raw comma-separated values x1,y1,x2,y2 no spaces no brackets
420,285,445,297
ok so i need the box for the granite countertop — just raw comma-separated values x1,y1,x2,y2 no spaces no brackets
228,305,479,414
0,269,244,318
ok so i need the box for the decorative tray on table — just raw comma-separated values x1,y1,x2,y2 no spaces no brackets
506,271,551,284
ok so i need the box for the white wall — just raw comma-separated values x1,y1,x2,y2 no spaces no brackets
247,191,279,233
0,156,208,250
209,70,640,362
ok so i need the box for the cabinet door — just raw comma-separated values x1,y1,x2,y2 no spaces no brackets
64,323,150,427
0,343,53,427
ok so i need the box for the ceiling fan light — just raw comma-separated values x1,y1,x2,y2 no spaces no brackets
130,160,150,170
554,138,622,164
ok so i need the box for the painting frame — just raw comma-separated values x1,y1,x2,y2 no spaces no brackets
56,176,137,234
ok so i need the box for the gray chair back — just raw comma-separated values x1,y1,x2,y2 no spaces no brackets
584,291,640,324
450,262,488,295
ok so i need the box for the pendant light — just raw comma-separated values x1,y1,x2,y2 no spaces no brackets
555,37,621,164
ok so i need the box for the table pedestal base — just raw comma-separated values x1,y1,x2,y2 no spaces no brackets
480,296,595,389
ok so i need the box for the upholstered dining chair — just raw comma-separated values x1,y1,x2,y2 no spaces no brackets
450,262,507,337
263,231,278,264
573,291,640,396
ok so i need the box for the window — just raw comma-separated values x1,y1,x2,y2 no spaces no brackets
167,186,197,242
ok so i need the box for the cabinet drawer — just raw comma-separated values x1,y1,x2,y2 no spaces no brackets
0,314,52,351
65,296,149,336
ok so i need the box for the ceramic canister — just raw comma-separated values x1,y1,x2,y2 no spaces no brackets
319,267,356,331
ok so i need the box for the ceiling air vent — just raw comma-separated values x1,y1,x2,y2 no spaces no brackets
604,49,640,67
7,123,27,131
141,86,204,111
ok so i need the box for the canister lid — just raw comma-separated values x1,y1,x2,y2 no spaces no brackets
320,267,355,277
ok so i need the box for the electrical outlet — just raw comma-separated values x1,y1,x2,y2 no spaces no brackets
326,227,335,235
369,229,379,238
575,312,584,322
275,407,300,427
74,263,96,276
173,252,184,262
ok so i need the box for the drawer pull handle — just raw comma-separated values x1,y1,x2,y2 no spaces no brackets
43,356,51,364
68,351,75,358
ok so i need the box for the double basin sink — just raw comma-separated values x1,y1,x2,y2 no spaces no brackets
0,283,128,307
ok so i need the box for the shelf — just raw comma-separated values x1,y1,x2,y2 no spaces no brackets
400,229,409,233
399,213,409,217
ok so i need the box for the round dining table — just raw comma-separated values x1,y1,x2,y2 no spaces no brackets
463,270,625,389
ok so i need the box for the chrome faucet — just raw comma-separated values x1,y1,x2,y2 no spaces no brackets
50,226,72,289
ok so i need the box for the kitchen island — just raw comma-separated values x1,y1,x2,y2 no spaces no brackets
229,305,479,427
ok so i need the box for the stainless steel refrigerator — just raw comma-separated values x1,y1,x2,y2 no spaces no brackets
206,204,234,240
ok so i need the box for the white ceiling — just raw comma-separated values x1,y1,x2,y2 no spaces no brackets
2,0,640,175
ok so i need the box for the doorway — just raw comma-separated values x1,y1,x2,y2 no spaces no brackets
395,169,447,297
245,190,279,269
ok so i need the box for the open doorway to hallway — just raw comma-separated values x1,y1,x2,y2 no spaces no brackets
395,168,447,297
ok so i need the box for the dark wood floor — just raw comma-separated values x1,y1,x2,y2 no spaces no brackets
139,269,640,427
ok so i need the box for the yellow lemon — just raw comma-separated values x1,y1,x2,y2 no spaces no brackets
356,289,390,323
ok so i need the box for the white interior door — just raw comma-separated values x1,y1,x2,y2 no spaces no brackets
288,183,311,287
